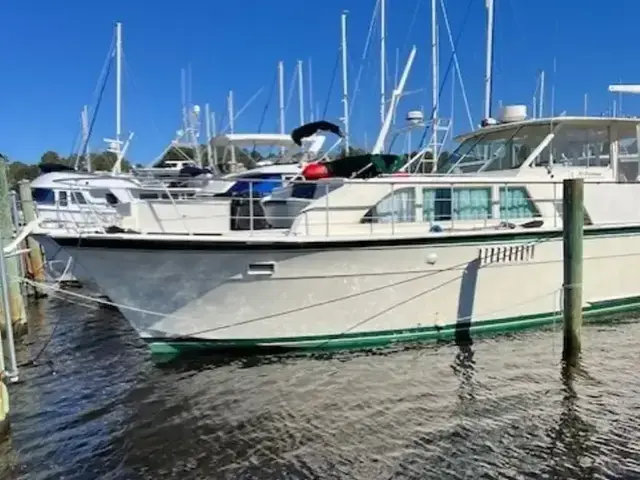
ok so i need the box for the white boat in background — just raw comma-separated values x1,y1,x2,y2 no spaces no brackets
34,111,640,355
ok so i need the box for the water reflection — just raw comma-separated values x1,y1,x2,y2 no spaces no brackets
544,365,597,478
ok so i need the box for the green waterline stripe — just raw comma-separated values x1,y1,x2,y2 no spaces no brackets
145,295,640,355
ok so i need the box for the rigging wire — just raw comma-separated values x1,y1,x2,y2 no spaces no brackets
348,0,380,118
80,48,115,159
321,50,341,119
252,70,278,158
411,0,476,156
71,33,116,163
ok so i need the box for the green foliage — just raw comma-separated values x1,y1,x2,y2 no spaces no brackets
0,149,135,189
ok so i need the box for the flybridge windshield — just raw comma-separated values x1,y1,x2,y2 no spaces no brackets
439,122,640,174
438,125,551,174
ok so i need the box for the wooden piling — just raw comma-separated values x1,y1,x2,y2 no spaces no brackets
562,178,584,366
17,180,46,293
0,159,26,330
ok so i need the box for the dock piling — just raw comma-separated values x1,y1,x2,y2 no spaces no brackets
562,178,584,366
18,180,46,294
0,159,26,334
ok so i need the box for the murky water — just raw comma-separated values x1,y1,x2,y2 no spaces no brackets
0,292,639,479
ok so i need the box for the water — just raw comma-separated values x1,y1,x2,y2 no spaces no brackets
0,294,639,479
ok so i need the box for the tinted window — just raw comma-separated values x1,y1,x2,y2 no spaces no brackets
59,191,68,207
105,193,119,205
32,188,55,205
72,192,87,204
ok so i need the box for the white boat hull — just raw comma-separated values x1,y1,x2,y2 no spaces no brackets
35,234,102,292
36,226,640,354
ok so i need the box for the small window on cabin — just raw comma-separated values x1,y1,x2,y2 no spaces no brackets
499,187,539,220
105,193,119,205
72,192,87,204
58,191,68,207
362,188,416,224
138,193,159,200
88,188,109,199
423,187,492,222
32,188,55,205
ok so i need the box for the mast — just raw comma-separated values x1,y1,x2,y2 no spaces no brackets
380,0,386,125
308,58,314,122
205,103,213,168
80,105,90,171
297,60,305,125
430,0,439,162
228,90,236,171
278,61,285,154
483,0,495,120
539,70,545,118
341,10,350,152
115,22,122,152
211,111,219,169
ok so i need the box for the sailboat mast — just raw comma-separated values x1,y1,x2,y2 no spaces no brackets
341,10,350,152
430,0,439,162
115,22,122,149
297,60,305,125
380,0,386,125
308,59,314,122
278,61,285,155
483,0,495,120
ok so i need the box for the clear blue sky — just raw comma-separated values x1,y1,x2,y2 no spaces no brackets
2,0,640,164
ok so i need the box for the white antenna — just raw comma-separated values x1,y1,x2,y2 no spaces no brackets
308,58,314,122
539,70,545,118
430,0,439,161
297,60,305,125
380,0,386,125
341,10,350,152
483,0,495,120
584,93,588,116
205,103,213,168
228,90,237,171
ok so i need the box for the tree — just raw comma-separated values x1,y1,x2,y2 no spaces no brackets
40,151,66,165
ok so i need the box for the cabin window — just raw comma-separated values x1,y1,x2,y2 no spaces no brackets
548,126,611,168
440,125,551,174
88,188,110,199
105,193,119,205
139,193,160,200
423,187,492,221
71,192,87,204
499,187,539,219
58,191,68,207
32,188,55,205
363,188,415,223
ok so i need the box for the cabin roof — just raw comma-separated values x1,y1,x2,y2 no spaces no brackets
454,116,640,143
30,171,138,189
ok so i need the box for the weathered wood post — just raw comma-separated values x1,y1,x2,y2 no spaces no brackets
562,178,584,366
0,158,26,331
18,180,46,294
